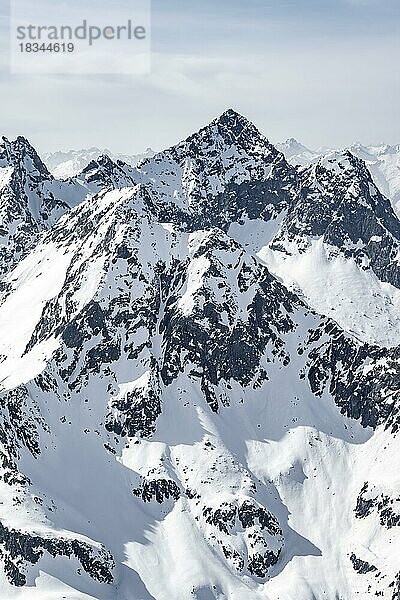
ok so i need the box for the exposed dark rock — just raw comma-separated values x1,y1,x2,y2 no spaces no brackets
0,520,113,587
350,553,377,574
133,479,181,503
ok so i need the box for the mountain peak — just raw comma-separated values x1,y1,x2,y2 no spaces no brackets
169,108,278,160
315,149,372,181
84,154,115,169
215,107,248,124
286,138,309,150
212,108,256,140
0,135,51,178
75,153,136,192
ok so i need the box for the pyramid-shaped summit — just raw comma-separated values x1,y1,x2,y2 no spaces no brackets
213,108,252,135
207,108,271,149
158,108,279,167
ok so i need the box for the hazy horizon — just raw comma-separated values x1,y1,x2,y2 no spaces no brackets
15,112,400,158
0,0,399,154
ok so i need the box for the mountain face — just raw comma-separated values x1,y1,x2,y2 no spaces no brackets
134,109,299,231
0,136,68,276
0,137,90,277
44,147,156,179
0,111,399,600
349,143,400,218
278,138,400,218
254,151,400,348
70,154,138,195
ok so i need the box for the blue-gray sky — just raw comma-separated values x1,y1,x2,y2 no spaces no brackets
0,0,399,153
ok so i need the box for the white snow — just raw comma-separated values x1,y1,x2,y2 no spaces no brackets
258,238,400,347
0,166,13,190
0,241,73,388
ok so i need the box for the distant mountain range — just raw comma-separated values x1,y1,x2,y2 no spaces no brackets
43,147,155,179
0,111,398,600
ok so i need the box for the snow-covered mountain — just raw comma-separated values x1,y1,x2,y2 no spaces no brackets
257,150,400,347
0,136,89,276
278,138,400,218
0,110,399,600
276,138,325,167
349,143,400,217
70,154,138,196
44,147,155,179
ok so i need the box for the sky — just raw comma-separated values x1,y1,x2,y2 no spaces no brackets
0,0,399,154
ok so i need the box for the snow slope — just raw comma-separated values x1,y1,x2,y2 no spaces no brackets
241,149,400,347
